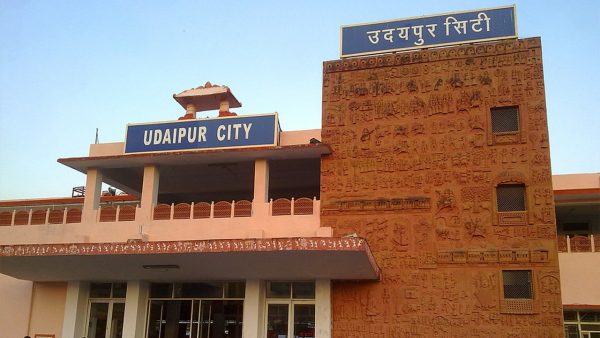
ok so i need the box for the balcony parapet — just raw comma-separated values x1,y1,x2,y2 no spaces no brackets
0,208,83,226
0,198,326,246
0,197,320,226
557,234,598,253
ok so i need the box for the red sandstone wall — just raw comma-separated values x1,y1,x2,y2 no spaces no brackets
321,37,563,338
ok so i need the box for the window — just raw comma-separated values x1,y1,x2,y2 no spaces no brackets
491,106,519,133
503,270,533,299
86,282,127,338
266,281,315,338
563,310,600,338
496,184,526,212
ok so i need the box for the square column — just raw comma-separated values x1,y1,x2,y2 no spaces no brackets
252,159,269,217
315,279,331,338
61,281,89,338
122,281,149,338
82,168,102,223
136,165,160,222
242,280,265,338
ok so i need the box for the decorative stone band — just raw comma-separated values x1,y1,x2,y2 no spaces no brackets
322,197,431,215
0,237,376,268
324,37,542,74
436,249,550,265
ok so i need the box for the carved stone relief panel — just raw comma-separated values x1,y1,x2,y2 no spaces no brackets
323,38,562,337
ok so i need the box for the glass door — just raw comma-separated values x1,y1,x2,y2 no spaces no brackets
147,300,243,338
87,301,125,338
266,302,315,338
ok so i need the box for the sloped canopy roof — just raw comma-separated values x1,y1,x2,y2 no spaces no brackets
173,82,242,112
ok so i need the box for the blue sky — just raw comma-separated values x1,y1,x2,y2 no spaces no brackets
1,0,599,199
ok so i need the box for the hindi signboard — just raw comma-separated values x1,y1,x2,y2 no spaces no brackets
124,113,279,154
340,6,517,58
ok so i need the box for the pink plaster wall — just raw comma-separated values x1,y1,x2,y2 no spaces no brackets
89,142,124,156
553,173,600,190
0,274,32,337
28,282,67,338
279,129,321,146
559,252,600,306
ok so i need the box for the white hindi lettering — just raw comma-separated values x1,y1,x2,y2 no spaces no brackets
426,24,437,37
382,29,395,43
412,25,424,45
366,30,380,44
470,12,491,32
444,16,468,35
396,27,409,41
362,11,494,48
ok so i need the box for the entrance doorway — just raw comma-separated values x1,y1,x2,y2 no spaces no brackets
86,301,125,338
86,282,127,338
146,299,243,338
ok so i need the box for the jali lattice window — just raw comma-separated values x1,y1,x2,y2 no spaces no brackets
496,184,526,212
491,106,519,133
503,270,533,299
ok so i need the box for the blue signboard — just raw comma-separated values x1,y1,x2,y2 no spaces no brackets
341,6,517,58
124,113,279,153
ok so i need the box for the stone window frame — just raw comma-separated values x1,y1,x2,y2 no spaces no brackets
493,172,533,226
487,105,527,146
499,269,536,314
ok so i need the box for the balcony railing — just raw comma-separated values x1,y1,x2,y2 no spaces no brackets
557,234,598,253
0,197,320,225
98,205,137,222
151,198,318,221
0,208,83,226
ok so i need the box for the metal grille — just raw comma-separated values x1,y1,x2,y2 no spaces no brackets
503,270,533,299
0,212,12,226
100,206,118,222
293,198,314,215
213,201,232,218
48,209,64,224
557,236,568,252
30,210,47,225
496,184,526,212
172,203,191,219
14,211,29,225
234,200,252,217
272,198,291,216
118,205,136,221
152,204,170,220
570,235,592,252
193,202,211,219
491,106,519,133
65,209,82,224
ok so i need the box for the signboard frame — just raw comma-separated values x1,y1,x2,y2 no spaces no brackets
340,5,518,58
123,113,280,154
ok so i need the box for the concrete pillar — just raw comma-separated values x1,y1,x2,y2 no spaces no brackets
61,281,89,338
219,100,230,113
253,159,269,217
137,165,160,222
315,279,331,338
242,280,264,338
82,168,103,223
185,103,197,118
122,281,149,338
